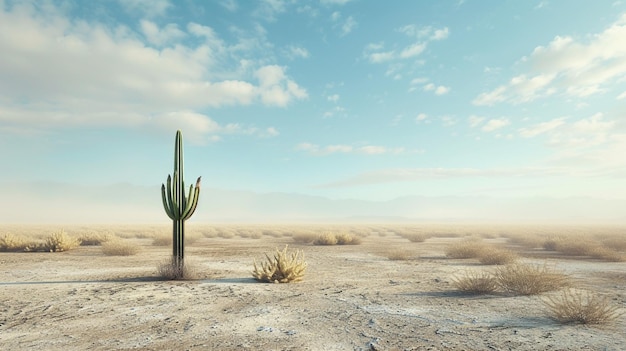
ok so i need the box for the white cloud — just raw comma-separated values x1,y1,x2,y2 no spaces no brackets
431,27,450,40
416,113,428,122
327,94,340,102
468,115,485,128
254,0,287,21
119,0,172,17
399,43,426,58
423,83,450,95
140,20,186,47
296,143,405,156
435,86,450,95
482,118,510,132
321,0,353,5
341,16,357,36
519,118,566,138
0,3,307,139
365,25,448,65
617,91,626,99
220,0,239,12
285,45,310,59
474,14,626,105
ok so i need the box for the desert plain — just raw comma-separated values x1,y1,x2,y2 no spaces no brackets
1,223,625,351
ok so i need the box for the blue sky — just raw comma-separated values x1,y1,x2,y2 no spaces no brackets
2,0,626,204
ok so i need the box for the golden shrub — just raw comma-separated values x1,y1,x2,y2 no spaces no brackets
495,263,569,296
453,270,498,294
252,245,307,283
101,240,140,256
543,289,623,325
45,230,81,252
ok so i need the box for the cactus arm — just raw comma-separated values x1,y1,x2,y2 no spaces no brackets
161,184,175,220
166,174,178,220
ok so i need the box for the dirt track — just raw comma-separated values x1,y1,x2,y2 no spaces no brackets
1,229,625,350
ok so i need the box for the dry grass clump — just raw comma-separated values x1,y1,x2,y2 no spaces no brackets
445,240,486,259
453,270,498,295
152,235,171,246
44,230,81,252
384,249,415,261
495,263,570,296
78,231,114,246
477,247,519,265
157,258,198,280
335,232,361,245
314,232,338,245
0,233,31,252
313,232,361,245
505,233,544,249
543,289,623,325
588,246,626,262
252,245,307,283
402,233,429,243
292,232,319,244
101,240,140,256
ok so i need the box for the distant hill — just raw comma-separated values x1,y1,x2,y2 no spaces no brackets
1,182,625,224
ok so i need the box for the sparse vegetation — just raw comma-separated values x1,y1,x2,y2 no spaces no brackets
543,289,622,325
453,270,498,294
313,232,361,245
44,230,81,252
384,249,414,261
158,257,198,280
313,232,338,245
152,235,171,246
101,240,140,256
477,247,518,265
78,231,114,246
495,263,569,296
0,233,30,252
445,239,485,259
252,245,307,283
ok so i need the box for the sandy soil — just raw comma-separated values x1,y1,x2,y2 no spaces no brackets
1,228,625,351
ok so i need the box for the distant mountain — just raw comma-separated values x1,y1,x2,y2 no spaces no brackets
1,182,625,224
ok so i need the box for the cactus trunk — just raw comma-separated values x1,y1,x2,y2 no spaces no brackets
161,130,201,278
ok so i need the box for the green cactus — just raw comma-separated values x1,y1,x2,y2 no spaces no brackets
161,130,201,277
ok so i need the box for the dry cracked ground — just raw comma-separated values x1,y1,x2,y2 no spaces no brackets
1,224,625,350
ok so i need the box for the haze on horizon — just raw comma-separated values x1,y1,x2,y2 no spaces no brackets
1,1,625,225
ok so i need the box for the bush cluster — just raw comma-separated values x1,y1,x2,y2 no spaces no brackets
252,245,307,283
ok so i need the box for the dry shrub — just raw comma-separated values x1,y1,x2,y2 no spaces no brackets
217,230,235,239
314,232,338,245
252,245,307,283
78,231,114,246
554,240,595,256
506,234,544,249
453,270,498,294
445,240,485,259
384,249,414,261
157,258,198,280
152,235,171,246
0,233,29,252
542,236,562,251
101,240,140,256
404,233,429,243
495,263,569,296
600,236,626,252
44,230,81,252
335,232,361,245
292,232,318,244
477,247,518,265
543,289,622,325
588,246,626,262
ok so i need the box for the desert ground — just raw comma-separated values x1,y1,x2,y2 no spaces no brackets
1,223,625,351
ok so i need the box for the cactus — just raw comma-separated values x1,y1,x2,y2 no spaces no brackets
161,130,201,278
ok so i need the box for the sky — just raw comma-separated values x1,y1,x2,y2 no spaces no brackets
1,0,626,206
